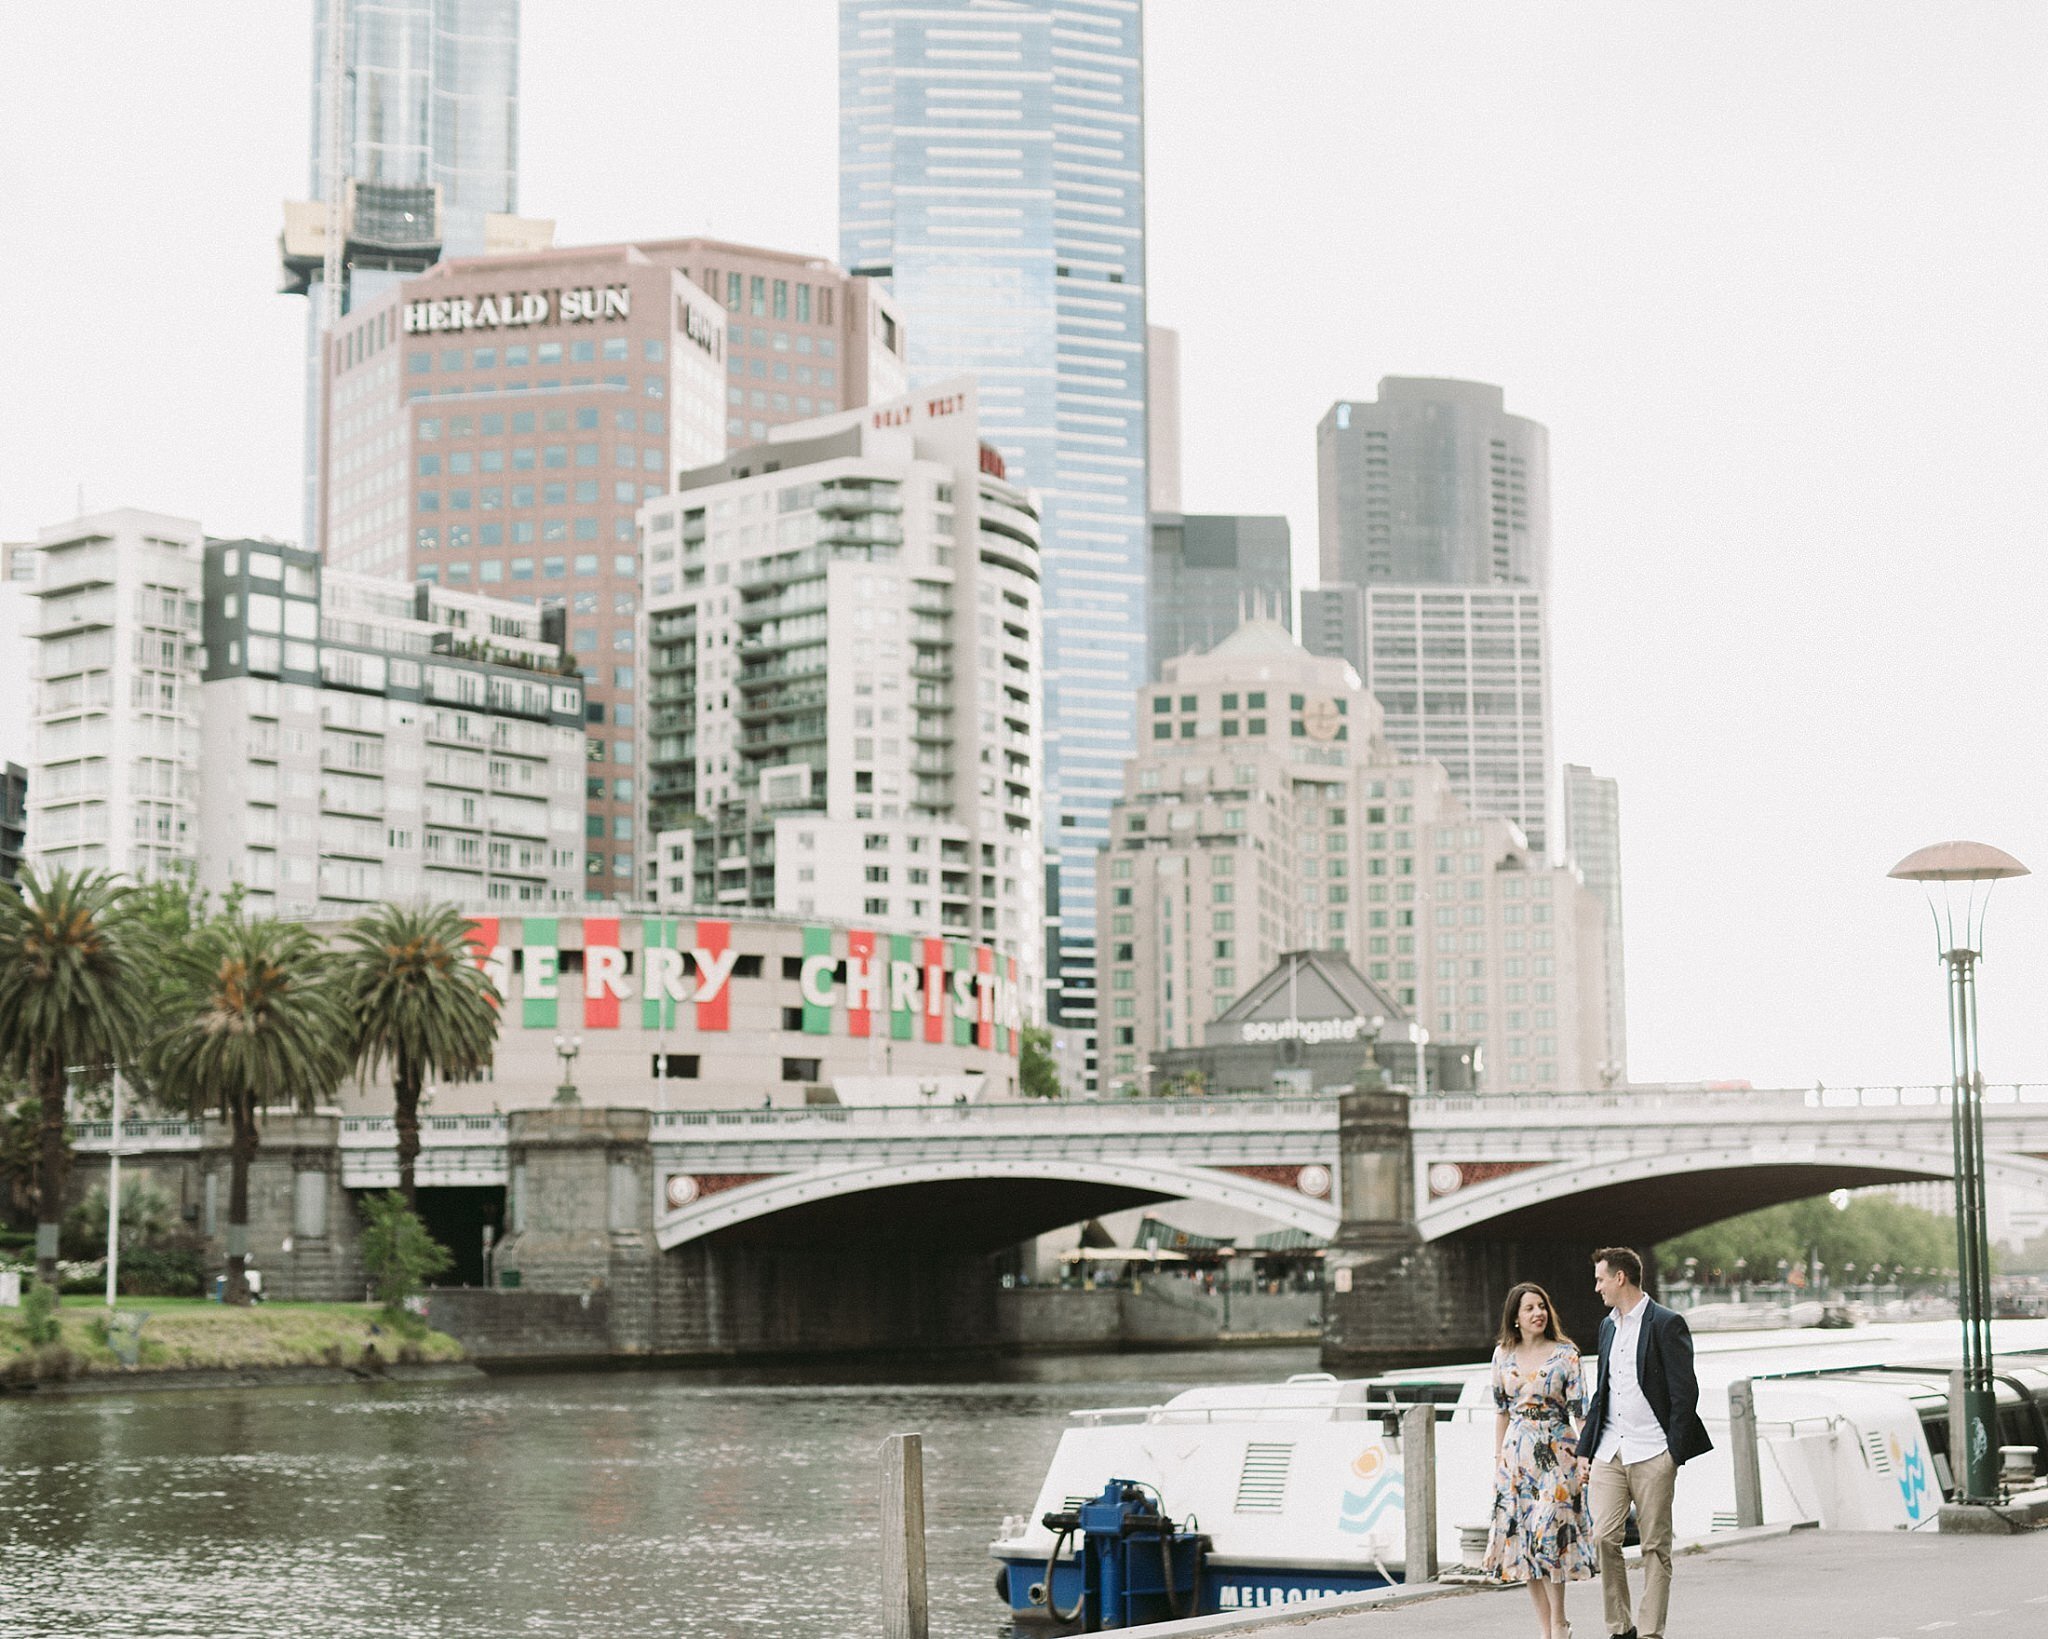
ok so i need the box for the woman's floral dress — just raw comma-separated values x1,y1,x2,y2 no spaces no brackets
1481,1341,1595,1584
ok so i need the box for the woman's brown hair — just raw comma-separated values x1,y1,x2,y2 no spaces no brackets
1495,1281,1572,1351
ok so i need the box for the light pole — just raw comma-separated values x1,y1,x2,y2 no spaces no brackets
1890,839,2029,1503
553,1033,583,1106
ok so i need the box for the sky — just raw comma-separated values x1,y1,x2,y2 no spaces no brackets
2,3,2044,1092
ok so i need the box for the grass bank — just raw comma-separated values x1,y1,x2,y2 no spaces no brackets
2,1296,465,1387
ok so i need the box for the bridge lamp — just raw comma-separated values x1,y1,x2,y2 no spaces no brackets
1889,838,2030,1504
553,1033,583,1107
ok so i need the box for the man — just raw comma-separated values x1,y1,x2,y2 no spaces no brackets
1575,1246,1711,1639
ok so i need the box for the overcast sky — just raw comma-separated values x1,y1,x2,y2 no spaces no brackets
2,3,2044,1091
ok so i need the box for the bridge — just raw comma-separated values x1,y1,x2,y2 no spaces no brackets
72,1082,2048,1251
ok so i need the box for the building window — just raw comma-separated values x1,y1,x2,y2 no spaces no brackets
651,1054,700,1079
750,276,767,316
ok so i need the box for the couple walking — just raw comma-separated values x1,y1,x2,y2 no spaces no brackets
1481,1248,1711,1639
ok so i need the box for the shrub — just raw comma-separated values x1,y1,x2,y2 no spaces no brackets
19,1278,60,1345
117,1247,207,1297
358,1191,452,1316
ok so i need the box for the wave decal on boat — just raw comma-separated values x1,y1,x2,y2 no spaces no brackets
1337,1447,1403,1535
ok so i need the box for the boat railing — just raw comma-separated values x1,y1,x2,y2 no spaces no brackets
1068,1396,1493,1428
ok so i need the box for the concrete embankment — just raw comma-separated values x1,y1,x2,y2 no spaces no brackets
420,1282,1321,1366
2,1299,470,1393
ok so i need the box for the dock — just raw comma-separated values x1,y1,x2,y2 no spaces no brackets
1125,1524,2048,1638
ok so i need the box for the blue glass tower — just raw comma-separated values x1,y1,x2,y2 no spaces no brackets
840,0,1148,1091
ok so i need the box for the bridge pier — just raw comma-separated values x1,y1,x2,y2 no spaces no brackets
1322,1088,1605,1372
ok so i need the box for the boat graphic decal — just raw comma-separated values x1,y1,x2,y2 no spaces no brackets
1338,1446,1403,1535
1890,1433,1928,1522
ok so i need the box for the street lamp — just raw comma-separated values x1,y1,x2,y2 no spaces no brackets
553,1033,584,1106
1890,838,2030,1503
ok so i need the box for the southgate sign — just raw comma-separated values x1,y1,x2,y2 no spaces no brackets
1238,1015,1373,1046
464,917,1025,1056
404,284,631,335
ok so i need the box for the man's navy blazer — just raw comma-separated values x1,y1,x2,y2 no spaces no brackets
1574,1297,1714,1466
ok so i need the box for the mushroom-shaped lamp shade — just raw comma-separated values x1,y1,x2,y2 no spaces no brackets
1889,841,2029,957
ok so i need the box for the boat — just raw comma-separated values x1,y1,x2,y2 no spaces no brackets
991,1317,2048,1628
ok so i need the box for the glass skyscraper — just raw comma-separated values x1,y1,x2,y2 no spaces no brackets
294,0,522,544
840,0,1148,1092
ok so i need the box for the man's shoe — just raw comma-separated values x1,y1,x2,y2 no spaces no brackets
1607,1631,1636,1639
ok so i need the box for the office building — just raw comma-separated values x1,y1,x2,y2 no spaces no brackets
27,509,207,882
285,0,541,545
1315,377,1549,591
1149,513,1291,680
639,380,1045,1010
1303,581,1553,855
1149,324,1182,514
317,237,904,902
196,539,585,919
24,509,584,914
0,543,36,776
1564,762,1628,1084
1306,377,1557,852
0,763,25,885
841,0,1149,1085
1099,621,1609,1092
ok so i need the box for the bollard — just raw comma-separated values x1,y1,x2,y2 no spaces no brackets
1728,1379,1763,1528
880,1432,929,1639
1400,1403,1438,1584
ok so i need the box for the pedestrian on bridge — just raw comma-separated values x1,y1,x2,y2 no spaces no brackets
1576,1246,1713,1639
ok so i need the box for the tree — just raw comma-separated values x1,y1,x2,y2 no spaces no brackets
0,868,150,1288
1658,1192,1959,1289
359,1190,454,1316
1020,1026,1063,1100
149,918,352,1304
333,904,499,1205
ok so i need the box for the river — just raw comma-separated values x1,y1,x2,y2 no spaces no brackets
0,1347,1318,1637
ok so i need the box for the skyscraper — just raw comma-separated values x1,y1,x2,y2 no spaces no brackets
1564,762,1628,1083
1149,514,1291,681
1304,378,1557,853
286,0,533,545
840,0,1148,1092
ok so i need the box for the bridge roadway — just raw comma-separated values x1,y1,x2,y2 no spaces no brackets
69,1083,2048,1250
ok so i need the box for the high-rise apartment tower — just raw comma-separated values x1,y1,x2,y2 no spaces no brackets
840,0,1148,1092
1305,378,1557,852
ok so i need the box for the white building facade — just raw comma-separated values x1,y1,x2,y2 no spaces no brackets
196,539,586,919
1100,622,1610,1093
27,509,208,882
640,380,1046,1012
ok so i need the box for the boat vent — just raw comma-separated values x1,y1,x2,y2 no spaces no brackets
1233,1442,1296,1514
1062,1494,1095,1513
1863,1431,1894,1475
1710,1511,1737,1532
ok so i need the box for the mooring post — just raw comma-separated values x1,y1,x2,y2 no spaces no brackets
1729,1378,1764,1528
880,1432,929,1639
1400,1402,1438,1584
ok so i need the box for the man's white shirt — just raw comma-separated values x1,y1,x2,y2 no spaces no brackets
1595,1295,1669,1465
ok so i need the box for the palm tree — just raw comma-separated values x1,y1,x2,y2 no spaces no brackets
0,868,150,1288
150,918,352,1304
334,904,499,1206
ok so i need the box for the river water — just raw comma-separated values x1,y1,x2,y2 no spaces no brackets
0,1347,1318,1638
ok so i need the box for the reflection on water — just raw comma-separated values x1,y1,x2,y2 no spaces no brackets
0,1347,1317,1638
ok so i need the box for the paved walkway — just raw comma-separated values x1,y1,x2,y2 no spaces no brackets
1145,1529,2048,1639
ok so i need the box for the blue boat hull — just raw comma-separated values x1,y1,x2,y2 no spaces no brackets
997,1556,1393,1622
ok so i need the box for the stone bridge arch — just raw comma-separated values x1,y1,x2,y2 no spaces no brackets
654,1155,1342,1251
1417,1139,2048,1246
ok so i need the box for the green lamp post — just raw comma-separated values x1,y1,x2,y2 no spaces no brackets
1889,839,2029,1503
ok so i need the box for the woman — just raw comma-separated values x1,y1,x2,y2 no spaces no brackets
1482,1281,1594,1638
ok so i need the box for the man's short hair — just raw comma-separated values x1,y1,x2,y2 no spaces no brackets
1594,1246,1644,1287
